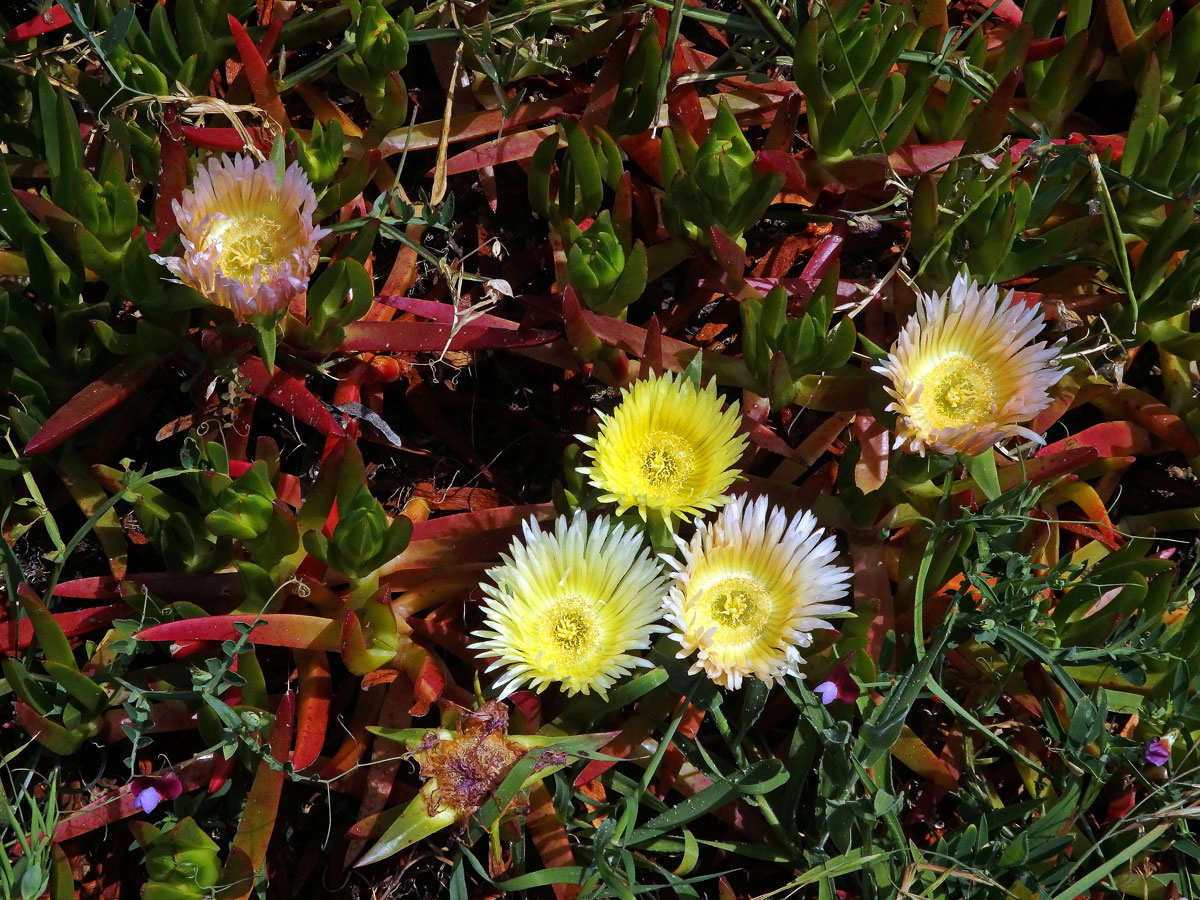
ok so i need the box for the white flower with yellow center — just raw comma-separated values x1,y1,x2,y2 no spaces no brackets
471,514,668,698
153,154,328,322
578,371,747,522
873,274,1064,456
665,495,851,690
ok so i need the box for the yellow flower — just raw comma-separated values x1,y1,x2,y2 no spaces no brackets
471,514,668,698
664,495,851,690
873,274,1064,456
153,154,328,322
578,371,747,522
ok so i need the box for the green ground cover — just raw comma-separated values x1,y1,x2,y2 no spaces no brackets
2,0,1200,897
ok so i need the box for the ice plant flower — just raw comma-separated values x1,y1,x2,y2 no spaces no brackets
415,702,525,824
356,702,613,868
664,495,852,690
578,371,747,521
470,514,668,698
873,274,1064,456
153,154,328,322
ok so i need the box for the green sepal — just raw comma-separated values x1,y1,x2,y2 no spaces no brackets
248,312,282,374
354,793,457,868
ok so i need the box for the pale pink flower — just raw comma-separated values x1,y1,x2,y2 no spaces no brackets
873,274,1064,456
154,155,328,321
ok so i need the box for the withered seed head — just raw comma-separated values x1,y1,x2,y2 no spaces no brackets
417,703,522,822
460,700,510,737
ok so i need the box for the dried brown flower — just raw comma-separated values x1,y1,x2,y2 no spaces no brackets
417,701,523,822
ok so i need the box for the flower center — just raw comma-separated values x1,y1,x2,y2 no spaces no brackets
635,430,694,496
699,576,771,644
539,597,600,670
921,354,996,429
216,216,289,280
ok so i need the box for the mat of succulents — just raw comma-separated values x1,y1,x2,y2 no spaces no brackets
2,0,1200,898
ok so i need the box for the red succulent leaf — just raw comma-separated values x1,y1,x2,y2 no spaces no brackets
444,126,560,176
1091,386,1200,457
0,603,124,653
997,447,1099,490
339,320,557,353
153,108,186,251
527,781,579,900
852,539,894,672
1037,421,1150,459
292,649,332,771
5,5,71,41
180,125,272,153
25,354,162,455
135,615,340,651
226,15,288,127
238,357,349,440
223,691,295,899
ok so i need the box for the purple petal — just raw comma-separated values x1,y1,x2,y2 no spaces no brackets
134,786,162,814
814,681,838,705
131,774,183,801
1144,739,1171,767
826,663,862,703
129,773,183,814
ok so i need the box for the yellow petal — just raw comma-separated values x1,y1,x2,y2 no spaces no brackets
578,371,747,521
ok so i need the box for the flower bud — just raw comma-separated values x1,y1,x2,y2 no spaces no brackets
206,490,274,541
332,495,388,573
357,0,409,74
568,213,625,296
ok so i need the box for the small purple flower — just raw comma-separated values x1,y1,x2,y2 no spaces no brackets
130,774,182,814
814,662,862,706
1144,737,1172,767
134,785,162,814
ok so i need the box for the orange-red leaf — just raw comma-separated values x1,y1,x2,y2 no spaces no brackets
26,355,161,455
5,5,70,41
226,15,288,127
0,603,124,653
135,615,340,651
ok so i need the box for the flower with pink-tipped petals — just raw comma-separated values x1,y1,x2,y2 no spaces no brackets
153,154,328,322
